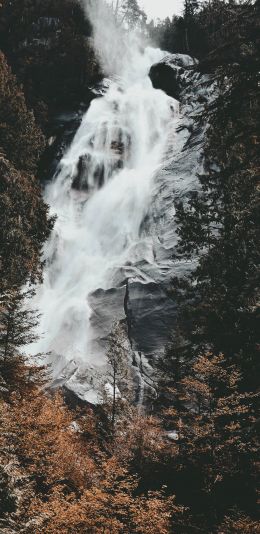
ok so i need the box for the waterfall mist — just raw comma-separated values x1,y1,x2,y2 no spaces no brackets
82,0,148,78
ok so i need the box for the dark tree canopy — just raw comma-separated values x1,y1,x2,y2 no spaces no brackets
0,52,45,173
0,0,100,129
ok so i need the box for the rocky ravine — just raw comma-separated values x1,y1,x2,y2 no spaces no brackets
36,53,217,404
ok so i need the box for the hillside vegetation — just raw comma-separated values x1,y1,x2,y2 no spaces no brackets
0,1,259,532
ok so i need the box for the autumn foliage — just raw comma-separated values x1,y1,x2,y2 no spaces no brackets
0,1,259,532
0,370,177,533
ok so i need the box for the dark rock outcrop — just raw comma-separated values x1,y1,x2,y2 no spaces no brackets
149,54,197,99
39,79,112,182
149,62,181,99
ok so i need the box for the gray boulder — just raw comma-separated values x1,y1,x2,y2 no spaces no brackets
149,53,198,99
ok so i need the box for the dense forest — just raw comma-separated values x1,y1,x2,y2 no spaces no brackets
0,0,259,532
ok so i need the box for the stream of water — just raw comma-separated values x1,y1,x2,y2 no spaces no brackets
31,46,179,388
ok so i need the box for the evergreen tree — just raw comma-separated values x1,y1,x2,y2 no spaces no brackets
155,327,191,426
172,8,259,386
1,290,34,361
0,51,45,173
0,156,53,291
183,0,199,53
155,6,260,528
0,0,98,129
0,287,39,385
110,0,146,29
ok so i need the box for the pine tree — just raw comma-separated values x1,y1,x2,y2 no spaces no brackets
183,0,199,53
0,286,41,396
172,15,259,386
0,52,45,173
0,288,38,360
0,1,98,130
0,155,53,291
110,0,146,29
155,327,191,428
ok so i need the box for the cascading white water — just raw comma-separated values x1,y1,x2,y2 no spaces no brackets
30,40,179,396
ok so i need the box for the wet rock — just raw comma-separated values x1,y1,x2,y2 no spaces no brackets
125,281,177,359
88,286,127,352
40,79,111,182
86,278,177,365
39,109,86,181
149,53,198,99
149,62,182,99
75,156,88,189
111,140,125,155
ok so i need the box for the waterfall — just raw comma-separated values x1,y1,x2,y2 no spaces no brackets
30,44,180,399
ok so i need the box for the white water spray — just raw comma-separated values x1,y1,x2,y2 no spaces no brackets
31,5,179,394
